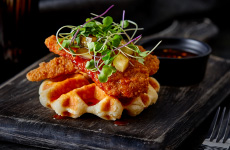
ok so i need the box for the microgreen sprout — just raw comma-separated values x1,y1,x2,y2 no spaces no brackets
56,5,161,83
122,10,125,28
70,5,115,46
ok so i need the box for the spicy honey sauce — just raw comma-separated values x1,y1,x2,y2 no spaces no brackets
152,48,197,59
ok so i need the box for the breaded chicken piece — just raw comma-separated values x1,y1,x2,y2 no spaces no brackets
27,57,78,82
95,59,149,98
139,46,160,76
45,35,160,76
44,35,157,98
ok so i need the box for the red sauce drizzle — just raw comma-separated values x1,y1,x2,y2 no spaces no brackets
61,48,105,90
53,114,67,120
114,119,129,126
64,52,99,81
152,48,197,58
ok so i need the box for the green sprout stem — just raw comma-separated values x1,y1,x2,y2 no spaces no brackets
55,5,161,83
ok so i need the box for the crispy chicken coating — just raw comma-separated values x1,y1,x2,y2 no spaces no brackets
27,57,78,82
139,46,160,76
95,59,149,98
45,35,153,98
45,35,160,76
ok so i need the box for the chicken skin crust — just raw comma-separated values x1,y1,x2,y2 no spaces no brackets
138,46,160,76
44,35,159,98
27,57,78,82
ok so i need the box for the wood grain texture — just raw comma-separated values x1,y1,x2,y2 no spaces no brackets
0,54,230,150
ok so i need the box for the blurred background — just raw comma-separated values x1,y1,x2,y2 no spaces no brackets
0,0,230,84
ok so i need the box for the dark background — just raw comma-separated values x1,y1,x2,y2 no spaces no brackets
0,0,230,84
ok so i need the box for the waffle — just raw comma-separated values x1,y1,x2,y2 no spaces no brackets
39,73,160,120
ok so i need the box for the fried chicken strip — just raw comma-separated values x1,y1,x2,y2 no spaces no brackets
27,57,78,82
138,46,160,76
44,35,159,98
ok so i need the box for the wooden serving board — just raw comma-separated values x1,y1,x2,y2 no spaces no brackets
0,54,230,150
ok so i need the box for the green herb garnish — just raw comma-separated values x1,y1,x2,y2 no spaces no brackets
98,65,116,83
56,5,161,83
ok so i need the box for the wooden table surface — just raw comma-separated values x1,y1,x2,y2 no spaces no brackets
0,54,230,150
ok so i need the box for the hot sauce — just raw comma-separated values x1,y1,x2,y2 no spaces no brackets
152,49,197,58
114,119,129,126
53,114,67,120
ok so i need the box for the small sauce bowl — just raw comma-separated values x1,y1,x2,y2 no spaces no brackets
143,38,212,86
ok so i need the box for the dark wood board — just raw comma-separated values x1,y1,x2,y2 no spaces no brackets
0,54,230,150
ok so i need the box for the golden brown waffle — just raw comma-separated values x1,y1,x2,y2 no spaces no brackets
39,73,160,120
